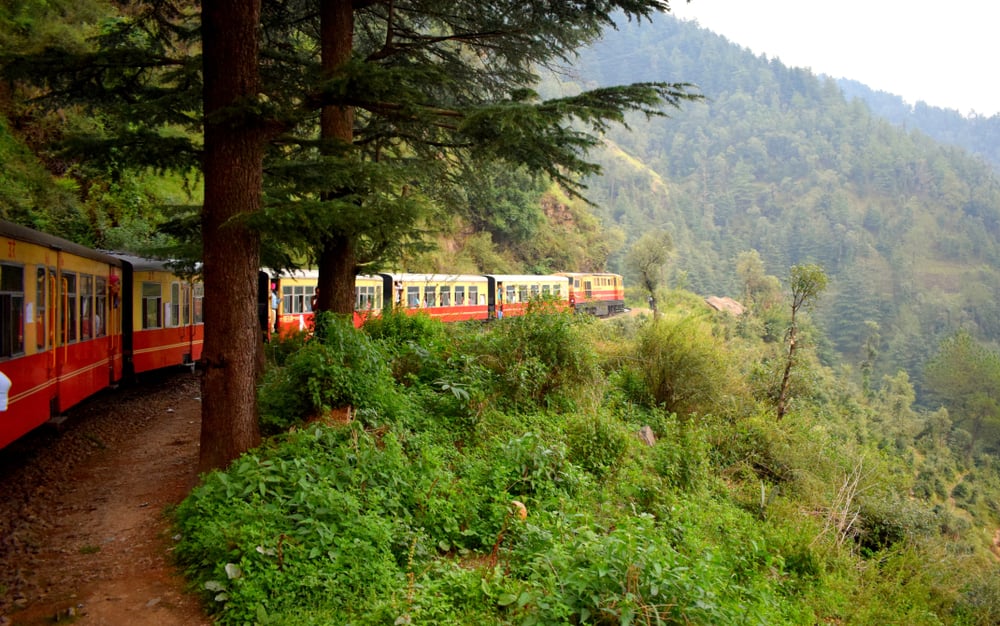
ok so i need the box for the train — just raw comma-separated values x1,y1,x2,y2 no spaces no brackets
0,218,624,450
266,270,625,336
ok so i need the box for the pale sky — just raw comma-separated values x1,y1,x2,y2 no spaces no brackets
669,0,1000,117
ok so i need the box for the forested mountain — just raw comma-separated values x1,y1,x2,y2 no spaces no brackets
837,78,1000,171
561,15,1000,396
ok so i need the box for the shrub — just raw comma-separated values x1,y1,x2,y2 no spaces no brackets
856,491,936,555
565,413,632,479
257,317,405,434
649,416,710,491
634,312,739,415
456,308,599,412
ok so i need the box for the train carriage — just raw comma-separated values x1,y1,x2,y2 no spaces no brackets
270,270,386,335
110,254,204,376
380,273,491,322
485,274,570,319
0,221,125,450
558,272,625,317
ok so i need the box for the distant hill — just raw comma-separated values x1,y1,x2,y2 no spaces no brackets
836,78,1000,172
560,14,1000,394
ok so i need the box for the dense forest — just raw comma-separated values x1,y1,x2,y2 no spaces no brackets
559,15,1000,401
837,78,1000,172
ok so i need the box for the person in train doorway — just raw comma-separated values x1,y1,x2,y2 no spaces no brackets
311,286,319,312
269,283,280,333
496,282,504,319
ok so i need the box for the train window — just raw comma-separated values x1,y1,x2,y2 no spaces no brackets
142,282,162,329
518,285,528,302
574,278,581,288
95,277,107,337
282,285,312,314
181,283,191,325
455,285,465,305
81,274,94,339
530,284,539,298
36,267,46,349
193,283,204,324
0,264,24,358
63,273,78,343
440,286,451,307
584,280,593,298
423,286,436,307
542,285,551,296
506,285,516,304
168,282,181,327
406,286,419,308
469,286,479,304
355,285,377,310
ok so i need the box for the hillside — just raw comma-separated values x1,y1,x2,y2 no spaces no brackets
559,14,1000,395
837,78,1000,171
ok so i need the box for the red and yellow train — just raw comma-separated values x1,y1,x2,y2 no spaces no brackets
267,270,625,337
0,219,624,450
0,221,205,450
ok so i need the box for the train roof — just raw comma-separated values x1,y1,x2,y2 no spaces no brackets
383,273,489,283
104,252,194,274
555,272,622,278
485,274,570,283
266,269,382,281
0,220,123,267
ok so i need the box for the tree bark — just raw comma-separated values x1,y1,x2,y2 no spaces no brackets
316,0,357,316
198,0,264,471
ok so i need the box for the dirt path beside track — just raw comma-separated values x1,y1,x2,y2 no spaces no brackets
0,370,211,625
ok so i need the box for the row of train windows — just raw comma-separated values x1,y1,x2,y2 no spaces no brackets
280,285,385,313
278,282,562,313
498,284,562,305
573,276,618,288
0,264,205,359
0,264,110,358
403,285,481,308
140,281,205,330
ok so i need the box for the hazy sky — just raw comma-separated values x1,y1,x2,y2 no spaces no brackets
668,0,1000,116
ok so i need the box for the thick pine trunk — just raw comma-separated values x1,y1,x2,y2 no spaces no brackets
316,0,357,316
318,234,357,314
199,0,264,472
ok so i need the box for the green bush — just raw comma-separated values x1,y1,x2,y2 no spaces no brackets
257,317,405,434
856,491,936,555
956,569,1000,625
456,307,600,412
634,312,739,415
649,417,710,491
565,413,632,479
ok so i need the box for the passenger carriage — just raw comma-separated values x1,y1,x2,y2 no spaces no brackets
109,254,204,376
0,222,124,449
558,272,626,317
270,269,386,335
485,274,570,319
381,273,491,322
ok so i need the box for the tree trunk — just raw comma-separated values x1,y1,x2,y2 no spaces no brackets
776,310,798,420
776,330,796,420
318,234,357,314
316,0,357,316
198,0,264,472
